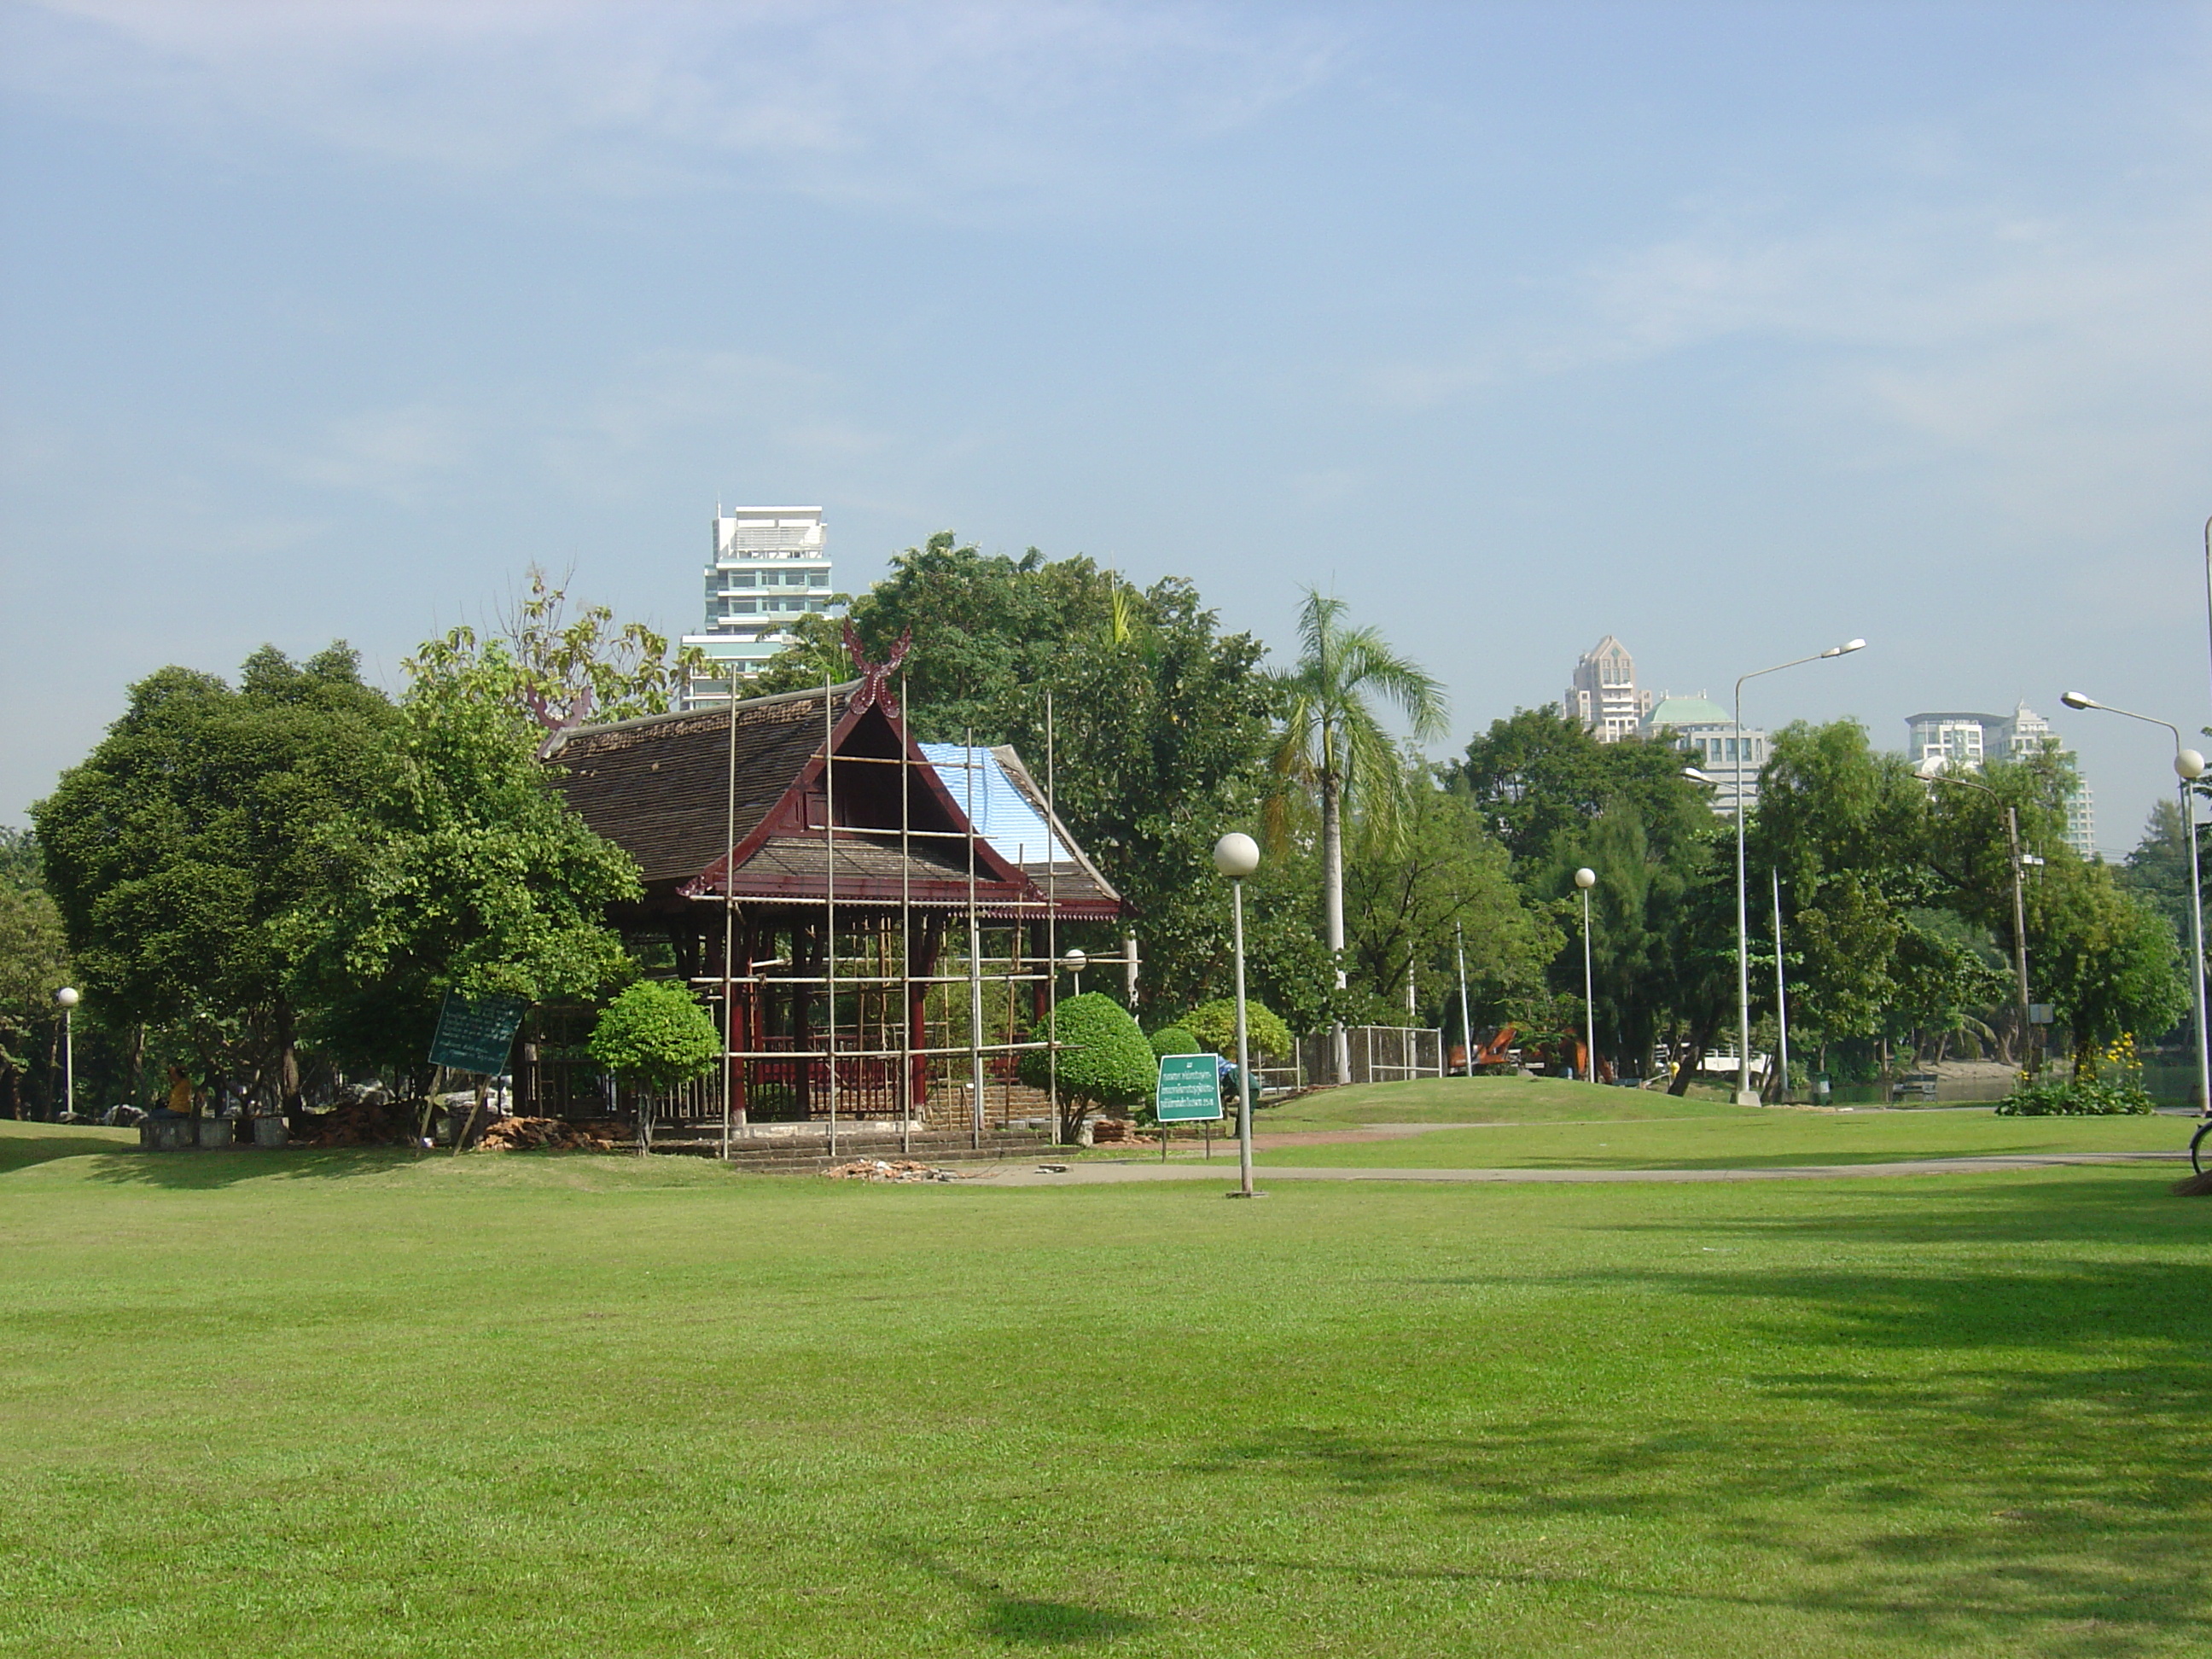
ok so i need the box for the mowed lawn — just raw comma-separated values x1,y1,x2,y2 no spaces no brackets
5,1121,2210,1656
1248,1076,2195,1170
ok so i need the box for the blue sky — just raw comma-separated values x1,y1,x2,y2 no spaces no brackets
4,2,2209,851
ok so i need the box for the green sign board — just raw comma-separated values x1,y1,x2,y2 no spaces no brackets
1155,1052,1224,1123
428,992,527,1076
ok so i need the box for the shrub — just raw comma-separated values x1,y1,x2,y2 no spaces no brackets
1020,992,1155,1142
1994,1074,2156,1116
1182,998,1294,1061
1148,1026,1202,1057
586,981,720,1093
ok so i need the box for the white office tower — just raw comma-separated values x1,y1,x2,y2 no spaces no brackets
1642,694,1766,816
682,506,838,706
1566,636,1656,742
1904,703,2095,858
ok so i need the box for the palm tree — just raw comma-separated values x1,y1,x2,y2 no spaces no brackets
1270,591,1449,1082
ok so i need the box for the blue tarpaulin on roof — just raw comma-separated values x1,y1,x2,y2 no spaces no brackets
917,743,1073,867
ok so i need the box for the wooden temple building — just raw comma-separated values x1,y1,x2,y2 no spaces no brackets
527,660,1121,1138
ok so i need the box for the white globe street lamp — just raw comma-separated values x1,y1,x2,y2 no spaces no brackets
2058,692,2209,1116
53,987,79,1121
1573,869,1597,1083
1061,948,1088,997
1213,832,1261,1197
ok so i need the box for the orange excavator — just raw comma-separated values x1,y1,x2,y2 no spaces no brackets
1452,1024,1591,1080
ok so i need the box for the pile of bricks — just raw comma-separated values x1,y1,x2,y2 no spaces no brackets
823,1159,963,1183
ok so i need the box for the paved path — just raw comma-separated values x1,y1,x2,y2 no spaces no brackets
964,1150,2189,1187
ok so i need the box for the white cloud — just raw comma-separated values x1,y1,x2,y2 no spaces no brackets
7,1,1347,211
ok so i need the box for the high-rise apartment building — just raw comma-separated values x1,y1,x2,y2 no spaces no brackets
682,506,840,706
1565,636,1656,742
1904,702,2096,857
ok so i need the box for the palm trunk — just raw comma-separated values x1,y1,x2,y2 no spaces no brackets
1323,766,1349,1086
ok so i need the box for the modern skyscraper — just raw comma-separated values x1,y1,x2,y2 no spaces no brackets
1565,636,1655,742
682,506,840,706
1903,702,2096,857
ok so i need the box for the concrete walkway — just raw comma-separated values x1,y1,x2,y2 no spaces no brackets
964,1150,2189,1187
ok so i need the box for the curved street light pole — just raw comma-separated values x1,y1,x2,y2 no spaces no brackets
2060,693,2209,1116
1734,641,1866,1106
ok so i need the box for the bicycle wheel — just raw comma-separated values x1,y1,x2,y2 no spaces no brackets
2192,1118,2212,1177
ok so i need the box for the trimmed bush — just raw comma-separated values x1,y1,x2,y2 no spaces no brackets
1020,993,1155,1141
587,981,721,1093
1148,1026,1202,1057
1182,998,1294,1062
1994,1075,2156,1116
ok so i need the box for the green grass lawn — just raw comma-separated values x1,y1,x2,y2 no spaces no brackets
1254,1104,2189,1170
1256,1074,1740,1129
5,1121,2210,1656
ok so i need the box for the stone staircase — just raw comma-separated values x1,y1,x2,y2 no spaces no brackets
649,1123,1059,1173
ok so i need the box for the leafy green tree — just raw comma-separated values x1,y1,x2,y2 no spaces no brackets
1459,707,1710,867
1269,591,1447,1081
1342,783,1559,1032
2120,797,2202,954
588,981,720,1092
1018,992,1154,1141
759,533,1282,1017
0,878,70,1118
282,639,643,1077
1180,997,1296,1062
1460,708,1723,1082
2034,861,2191,1076
34,646,399,1108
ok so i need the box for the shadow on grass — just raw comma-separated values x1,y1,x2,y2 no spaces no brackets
3,1122,429,1188
888,1541,1152,1647
1193,1184,2212,1650
0,1130,140,1176
73,1146,428,1189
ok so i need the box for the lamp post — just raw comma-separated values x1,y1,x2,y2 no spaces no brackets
1914,756,2039,1075
1771,869,1790,1102
1574,868,1597,1082
1061,948,1087,998
2059,692,2209,1116
54,987,79,1121
1732,640,1866,1104
1453,919,1474,1080
1214,832,1261,1198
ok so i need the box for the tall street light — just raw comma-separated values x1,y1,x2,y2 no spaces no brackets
1214,832,1262,1197
1914,757,2040,1075
2060,692,2210,1116
54,987,79,1121
1771,869,1790,1102
1574,868,1597,1082
1732,640,1866,1105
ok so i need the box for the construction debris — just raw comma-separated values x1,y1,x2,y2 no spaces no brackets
474,1117,624,1153
299,1097,426,1148
824,1159,963,1183
1088,1119,1140,1144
